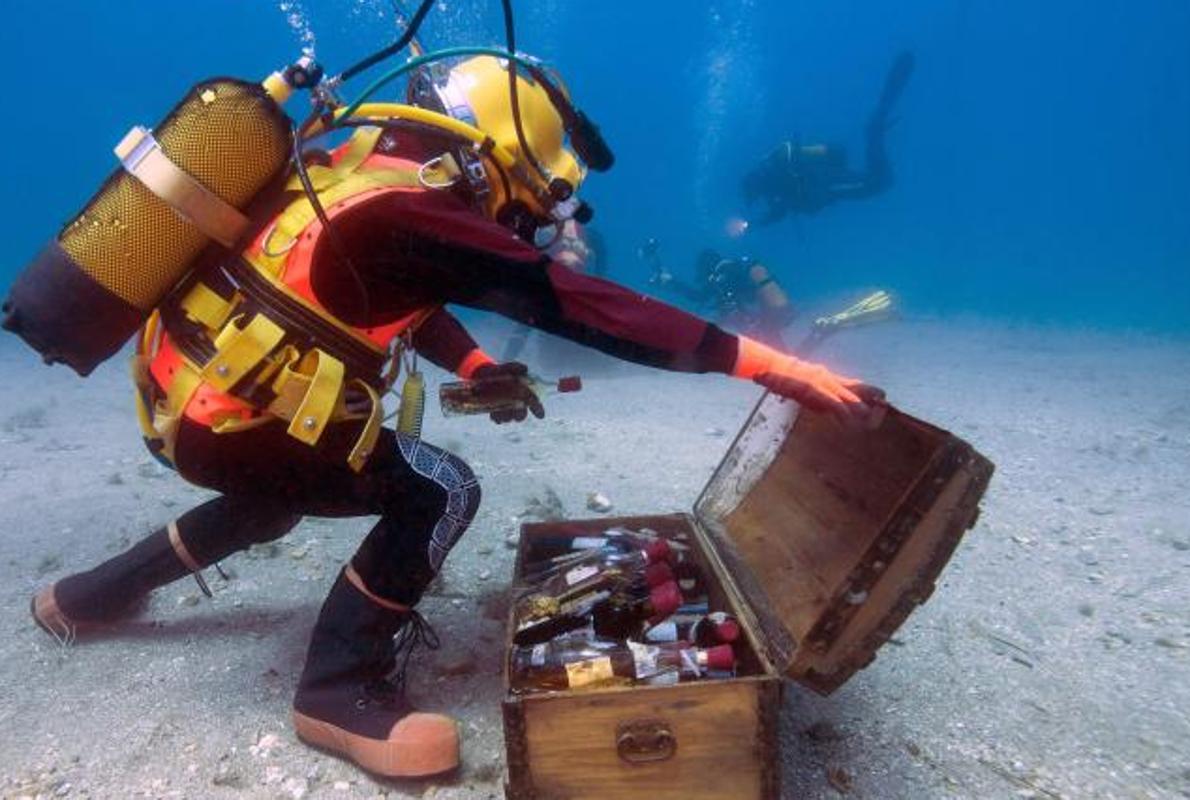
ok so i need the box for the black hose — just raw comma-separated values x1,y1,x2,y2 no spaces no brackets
340,0,436,82
290,123,372,324
500,0,549,182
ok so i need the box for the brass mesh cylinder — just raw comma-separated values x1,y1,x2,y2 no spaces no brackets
60,79,291,310
3,78,292,375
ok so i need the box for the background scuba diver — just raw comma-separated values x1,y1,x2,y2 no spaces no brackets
643,240,796,348
741,50,915,224
13,16,885,787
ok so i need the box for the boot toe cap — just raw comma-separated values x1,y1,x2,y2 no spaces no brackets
293,709,460,778
386,712,460,776
31,584,76,641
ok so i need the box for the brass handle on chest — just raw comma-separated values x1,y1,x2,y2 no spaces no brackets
616,718,677,764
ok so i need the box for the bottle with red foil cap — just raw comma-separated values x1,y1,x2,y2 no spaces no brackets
591,580,684,640
644,611,742,647
440,373,582,417
510,635,736,692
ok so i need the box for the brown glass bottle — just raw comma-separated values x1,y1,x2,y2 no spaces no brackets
440,373,582,417
521,541,675,595
644,611,742,647
510,636,736,693
514,579,682,647
590,581,683,640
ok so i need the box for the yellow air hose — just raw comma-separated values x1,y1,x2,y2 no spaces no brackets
310,103,520,172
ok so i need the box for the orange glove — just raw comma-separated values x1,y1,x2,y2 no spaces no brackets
733,337,885,428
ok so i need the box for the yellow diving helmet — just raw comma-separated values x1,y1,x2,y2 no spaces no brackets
410,55,605,241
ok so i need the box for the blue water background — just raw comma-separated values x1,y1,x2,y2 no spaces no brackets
0,1,1186,332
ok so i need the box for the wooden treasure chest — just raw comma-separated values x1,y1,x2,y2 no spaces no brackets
501,394,994,799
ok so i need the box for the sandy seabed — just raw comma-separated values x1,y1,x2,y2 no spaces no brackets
0,315,1187,800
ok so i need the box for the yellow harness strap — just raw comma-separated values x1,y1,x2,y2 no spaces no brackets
346,380,383,473
282,349,346,446
178,282,236,332
258,128,449,267
136,129,457,471
200,314,286,393
149,355,204,464
130,311,202,465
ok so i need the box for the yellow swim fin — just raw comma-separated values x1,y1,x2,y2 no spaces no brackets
813,290,895,332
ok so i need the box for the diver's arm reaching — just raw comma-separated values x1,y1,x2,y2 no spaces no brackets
370,192,882,426
409,306,495,378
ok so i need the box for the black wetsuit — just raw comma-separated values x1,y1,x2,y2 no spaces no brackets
159,185,741,608
742,51,914,224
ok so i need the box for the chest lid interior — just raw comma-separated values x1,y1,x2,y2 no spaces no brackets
694,393,993,694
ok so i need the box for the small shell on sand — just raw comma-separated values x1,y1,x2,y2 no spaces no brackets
586,492,613,513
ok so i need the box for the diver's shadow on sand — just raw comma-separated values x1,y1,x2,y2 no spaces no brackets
779,685,878,798
70,601,318,650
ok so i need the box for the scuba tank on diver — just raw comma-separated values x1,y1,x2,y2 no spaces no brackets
0,59,321,376
739,257,793,320
3,0,615,381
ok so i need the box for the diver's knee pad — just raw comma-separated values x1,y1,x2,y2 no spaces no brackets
395,434,482,572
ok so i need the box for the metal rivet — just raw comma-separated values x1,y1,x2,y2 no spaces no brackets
215,364,230,378
303,416,318,430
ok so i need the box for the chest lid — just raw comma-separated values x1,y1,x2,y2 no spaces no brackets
694,393,993,695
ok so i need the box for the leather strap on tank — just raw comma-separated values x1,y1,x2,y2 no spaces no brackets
115,126,251,249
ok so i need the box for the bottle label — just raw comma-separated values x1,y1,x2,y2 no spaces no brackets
679,648,701,677
563,589,610,616
644,621,678,643
564,564,600,586
644,670,680,687
627,641,661,678
530,644,547,667
565,656,614,688
571,537,606,550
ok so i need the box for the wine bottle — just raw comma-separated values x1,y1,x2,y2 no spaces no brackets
511,636,736,692
440,373,582,417
515,580,682,646
521,537,675,589
590,581,683,641
512,587,613,647
644,611,741,647
526,527,674,564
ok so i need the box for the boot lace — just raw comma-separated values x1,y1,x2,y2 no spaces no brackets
358,610,440,710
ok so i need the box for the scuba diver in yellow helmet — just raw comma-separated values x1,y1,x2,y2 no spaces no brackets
742,51,915,224
5,1,886,780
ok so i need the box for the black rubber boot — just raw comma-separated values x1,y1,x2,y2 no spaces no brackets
292,568,459,778
31,525,193,641
31,498,300,642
